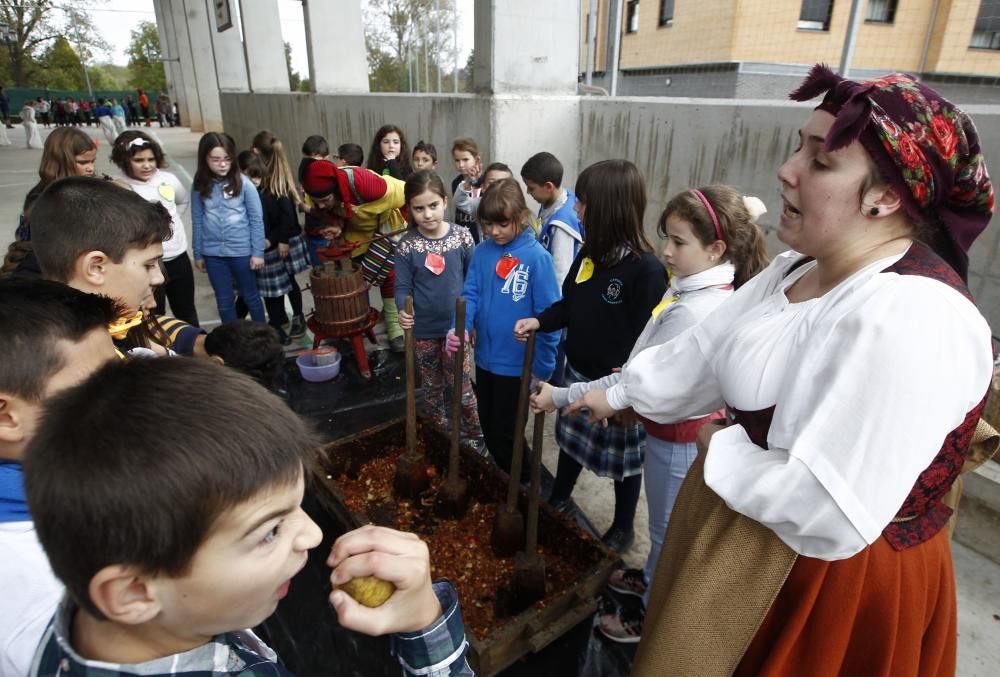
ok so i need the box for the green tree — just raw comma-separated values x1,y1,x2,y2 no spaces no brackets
366,40,402,92
38,36,85,90
362,0,460,93
90,63,131,90
126,20,166,93
285,42,301,91
0,0,110,86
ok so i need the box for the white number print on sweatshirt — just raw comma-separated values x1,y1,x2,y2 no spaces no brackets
501,264,530,302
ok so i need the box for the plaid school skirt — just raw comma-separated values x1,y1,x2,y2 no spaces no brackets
256,235,309,298
555,363,646,480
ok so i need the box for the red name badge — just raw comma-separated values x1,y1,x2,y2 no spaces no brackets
495,254,520,279
425,251,445,275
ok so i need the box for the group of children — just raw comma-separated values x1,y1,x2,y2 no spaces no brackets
0,117,774,674
1,169,471,675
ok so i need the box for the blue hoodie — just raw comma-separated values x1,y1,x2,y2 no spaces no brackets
461,228,561,379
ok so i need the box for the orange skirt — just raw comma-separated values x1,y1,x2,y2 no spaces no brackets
736,529,956,677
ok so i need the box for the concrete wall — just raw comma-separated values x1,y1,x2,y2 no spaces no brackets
221,92,1000,334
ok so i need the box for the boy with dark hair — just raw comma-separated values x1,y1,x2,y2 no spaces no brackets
204,320,286,392
28,176,206,357
0,278,119,677
25,358,471,676
301,134,330,159
521,152,583,386
336,142,364,168
520,151,584,287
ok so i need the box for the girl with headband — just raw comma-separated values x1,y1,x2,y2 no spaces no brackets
569,65,995,674
531,184,769,643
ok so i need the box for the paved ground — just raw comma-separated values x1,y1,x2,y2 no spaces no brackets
2,124,998,674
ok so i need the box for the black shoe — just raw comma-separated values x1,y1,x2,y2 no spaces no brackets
389,336,405,353
276,327,291,346
601,526,634,553
288,314,307,339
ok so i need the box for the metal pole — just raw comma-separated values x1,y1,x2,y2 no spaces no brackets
918,0,942,74
453,0,459,92
79,43,93,98
608,0,623,96
435,0,442,92
838,0,865,77
423,17,429,93
585,0,597,87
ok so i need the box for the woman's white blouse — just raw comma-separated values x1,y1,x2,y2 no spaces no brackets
606,249,993,560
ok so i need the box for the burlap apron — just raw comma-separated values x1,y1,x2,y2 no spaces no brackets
633,416,1000,676
943,417,1000,537
631,444,797,676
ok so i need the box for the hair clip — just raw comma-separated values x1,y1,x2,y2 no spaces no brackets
127,137,151,149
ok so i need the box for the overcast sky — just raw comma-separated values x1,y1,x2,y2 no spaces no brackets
94,0,473,81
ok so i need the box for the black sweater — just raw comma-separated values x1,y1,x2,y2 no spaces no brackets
536,250,667,380
259,191,301,252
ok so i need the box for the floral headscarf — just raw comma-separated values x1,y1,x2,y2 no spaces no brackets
790,64,994,281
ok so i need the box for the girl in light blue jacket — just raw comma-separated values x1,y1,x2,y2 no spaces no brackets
191,132,266,323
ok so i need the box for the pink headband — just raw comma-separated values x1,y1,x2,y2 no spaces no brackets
690,189,723,241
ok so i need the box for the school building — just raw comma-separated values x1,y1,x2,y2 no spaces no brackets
580,0,1000,101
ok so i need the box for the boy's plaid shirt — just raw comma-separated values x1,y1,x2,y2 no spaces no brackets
31,582,472,676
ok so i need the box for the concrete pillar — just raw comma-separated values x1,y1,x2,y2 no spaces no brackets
166,0,203,130
182,0,224,131
303,0,369,93
207,0,250,91
238,0,290,92
473,0,580,95
152,0,188,125
472,0,582,193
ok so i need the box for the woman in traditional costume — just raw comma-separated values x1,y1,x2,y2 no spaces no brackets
569,65,995,675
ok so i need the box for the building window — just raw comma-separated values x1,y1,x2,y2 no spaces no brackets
626,1,640,33
971,0,1000,49
798,0,835,31
659,0,674,26
865,0,897,23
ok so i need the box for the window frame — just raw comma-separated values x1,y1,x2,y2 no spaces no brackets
797,0,835,32
970,0,1000,50
626,0,640,34
864,0,898,25
659,0,674,27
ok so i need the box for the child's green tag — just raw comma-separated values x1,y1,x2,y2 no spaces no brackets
575,257,594,284
651,295,678,320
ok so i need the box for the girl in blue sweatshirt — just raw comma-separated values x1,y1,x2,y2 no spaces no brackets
191,132,266,324
447,178,560,481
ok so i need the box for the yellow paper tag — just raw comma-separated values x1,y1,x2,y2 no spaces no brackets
651,295,678,320
575,257,594,284
158,183,176,202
